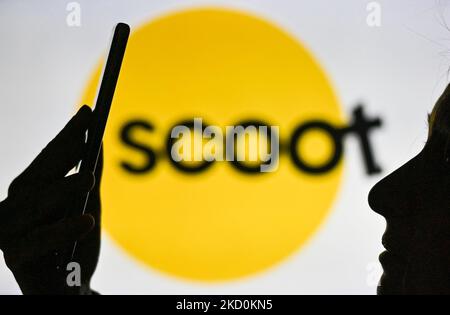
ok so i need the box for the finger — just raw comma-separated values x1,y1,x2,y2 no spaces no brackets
4,172,95,234
94,145,104,187
78,147,102,278
0,196,37,246
33,172,95,223
32,105,92,178
0,198,17,249
0,197,16,227
9,106,92,192
86,146,103,218
11,214,95,260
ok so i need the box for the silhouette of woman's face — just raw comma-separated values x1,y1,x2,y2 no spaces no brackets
369,85,450,295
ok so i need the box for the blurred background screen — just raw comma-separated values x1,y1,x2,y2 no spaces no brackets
0,0,449,294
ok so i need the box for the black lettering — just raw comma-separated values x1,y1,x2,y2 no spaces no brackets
289,121,343,174
343,105,382,175
120,120,157,174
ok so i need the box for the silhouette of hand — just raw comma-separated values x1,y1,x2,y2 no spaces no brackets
0,105,102,295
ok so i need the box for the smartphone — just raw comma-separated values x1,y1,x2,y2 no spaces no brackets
70,22,130,261
80,22,130,179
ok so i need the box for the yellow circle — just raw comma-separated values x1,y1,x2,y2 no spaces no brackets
81,8,344,281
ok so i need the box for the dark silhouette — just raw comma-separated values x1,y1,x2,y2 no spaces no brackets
369,84,450,295
2,87,450,295
0,23,127,295
0,105,102,295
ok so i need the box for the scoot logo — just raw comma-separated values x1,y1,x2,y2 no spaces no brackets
81,8,382,281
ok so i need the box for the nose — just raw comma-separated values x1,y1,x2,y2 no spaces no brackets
368,177,390,216
368,153,424,217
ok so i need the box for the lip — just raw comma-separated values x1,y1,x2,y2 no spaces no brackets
379,250,405,266
381,235,400,254
378,250,407,294
381,229,412,257
378,242,408,279
379,234,408,267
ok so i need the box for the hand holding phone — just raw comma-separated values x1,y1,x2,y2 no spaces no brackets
69,22,130,261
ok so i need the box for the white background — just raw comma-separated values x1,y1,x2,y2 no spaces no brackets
0,0,449,294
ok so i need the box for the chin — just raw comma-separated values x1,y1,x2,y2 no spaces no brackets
377,250,407,295
379,253,450,295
